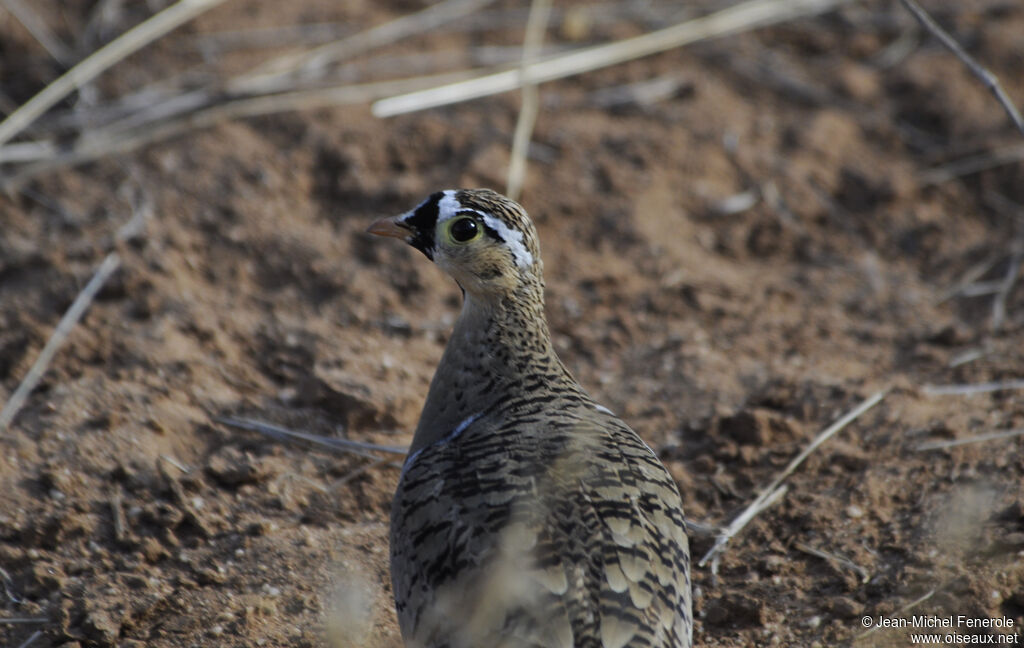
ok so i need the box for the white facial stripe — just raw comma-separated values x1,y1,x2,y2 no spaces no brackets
436,189,461,223
481,213,534,269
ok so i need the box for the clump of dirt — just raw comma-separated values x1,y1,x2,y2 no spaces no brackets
1,1,1023,647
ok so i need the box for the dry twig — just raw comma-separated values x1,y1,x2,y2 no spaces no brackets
698,389,888,567
794,541,870,583
898,0,1024,136
919,143,1024,187
228,0,497,96
0,71,477,190
15,630,44,648
935,251,1003,304
373,0,854,117
0,566,21,604
0,253,121,433
704,484,788,576
110,491,128,543
218,416,407,458
922,379,1024,396
991,241,1023,331
506,0,552,202
916,428,1024,451
0,0,229,147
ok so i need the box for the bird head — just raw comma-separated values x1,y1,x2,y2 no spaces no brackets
368,189,543,299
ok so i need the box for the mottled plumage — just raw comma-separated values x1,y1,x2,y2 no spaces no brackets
368,189,692,648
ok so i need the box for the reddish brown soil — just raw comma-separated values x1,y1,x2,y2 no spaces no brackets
2,1,1023,647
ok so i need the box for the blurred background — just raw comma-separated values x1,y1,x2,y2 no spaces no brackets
0,0,1022,646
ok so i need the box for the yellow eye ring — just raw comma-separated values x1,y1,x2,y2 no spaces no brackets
445,217,482,245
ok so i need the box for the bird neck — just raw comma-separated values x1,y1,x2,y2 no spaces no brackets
409,286,586,455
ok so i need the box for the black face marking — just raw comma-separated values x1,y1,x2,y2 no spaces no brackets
404,191,444,260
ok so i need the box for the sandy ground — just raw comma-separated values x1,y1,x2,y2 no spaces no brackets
1,0,1023,646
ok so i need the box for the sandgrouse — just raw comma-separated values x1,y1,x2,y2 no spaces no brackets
368,189,692,648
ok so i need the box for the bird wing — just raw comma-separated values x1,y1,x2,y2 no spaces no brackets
390,412,691,648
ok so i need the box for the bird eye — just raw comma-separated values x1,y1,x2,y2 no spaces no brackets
448,217,480,243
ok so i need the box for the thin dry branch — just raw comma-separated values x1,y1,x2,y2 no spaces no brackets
0,566,21,604
916,428,1024,451
159,454,191,473
935,251,1003,304
794,541,870,583
0,46,534,163
373,0,854,117
0,252,121,433
110,491,128,543
15,630,43,648
699,389,888,567
919,143,1024,187
703,484,788,575
505,0,552,202
991,242,1023,331
228,0,497,96
0,0,229,147
922,379,1024,396
948,346,988,368
218,416,407,458
899,0,1024,137
0,71,477,190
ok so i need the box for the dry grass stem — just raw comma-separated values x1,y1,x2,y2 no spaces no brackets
505,0,552,202
899,0,1024,136
372,0,854,117
948,347,988,368
1,0,74,66
916,428,1024,451
936,251,1003,304
228,0,497,96
0,566,20,604
919,143,1024,186
159,454,191,473
704,484,788,576
0,71,477,190
0,252,121,434
922,379,1024,396
218,416,407,457
15,630,43,648
0,140,58,164
991,241,1023,331
110,491,128,543
794,541,870,583
959,279,1004,297
0,0,229,147
699,389,888,567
